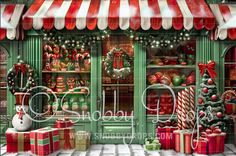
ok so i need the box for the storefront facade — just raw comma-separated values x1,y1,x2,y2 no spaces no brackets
0,0,236,146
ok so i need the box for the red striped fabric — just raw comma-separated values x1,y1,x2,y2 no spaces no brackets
22,0,215,31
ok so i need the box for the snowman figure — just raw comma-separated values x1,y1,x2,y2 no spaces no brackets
12,93,32,131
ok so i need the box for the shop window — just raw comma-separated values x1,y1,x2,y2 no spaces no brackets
146,39,196,116
41,33,91,116
0,46,8,116
224,46,236,91
102,36,134,116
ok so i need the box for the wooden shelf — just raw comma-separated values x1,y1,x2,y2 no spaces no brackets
42,70,90,74
47,91,88,95
102,84,134,87
225,87,236,89
0,62,7,65
225,62,236,65
147,85,195,89
147,65,195,69
147,114,177,120
0,87,7,89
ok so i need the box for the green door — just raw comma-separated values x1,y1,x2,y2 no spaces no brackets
96,36,138,144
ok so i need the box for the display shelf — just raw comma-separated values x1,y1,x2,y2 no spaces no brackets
225,87,236,89
147,114,177,120
47,91,88,95
42,70,90,74
147,65,195,69
0,62,7,65
0,87,7,89
147,85,195,89
224,62,236,65
102,84,134,87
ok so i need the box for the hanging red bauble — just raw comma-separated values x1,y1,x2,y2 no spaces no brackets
199,110,205,117
208,79,214,85
198,98,203,104
211,95,217,101
199,125,204,131
202,88,208,93
216,112,223,118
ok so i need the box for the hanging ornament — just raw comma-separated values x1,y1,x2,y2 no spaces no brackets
199,110,205,117
216,112,223,118
208,79,214,85
198,98,204,104
202,87,208,93
211,94,218,101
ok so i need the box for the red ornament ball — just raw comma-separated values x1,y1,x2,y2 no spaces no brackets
148,75,157,84
216,112,223,118
198,98,204,104
208,79,214,85
202,88,208,93
199,110,205,117
211,95,218,101
206,129,212,134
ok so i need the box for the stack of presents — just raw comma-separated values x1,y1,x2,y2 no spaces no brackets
6,118,90,155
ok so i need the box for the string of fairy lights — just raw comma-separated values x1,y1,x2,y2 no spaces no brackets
43,29,194,50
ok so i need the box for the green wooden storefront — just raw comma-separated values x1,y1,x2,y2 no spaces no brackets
0,0,235,145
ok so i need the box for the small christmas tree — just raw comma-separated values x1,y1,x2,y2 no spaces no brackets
197,61,228,131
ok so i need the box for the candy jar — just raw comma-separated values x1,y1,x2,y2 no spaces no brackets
67,77,76,91
70,97,79,112
62,98,70,111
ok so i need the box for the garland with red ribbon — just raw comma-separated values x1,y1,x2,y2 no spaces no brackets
7,61,38,94
198,61,217,79
104,48,132,79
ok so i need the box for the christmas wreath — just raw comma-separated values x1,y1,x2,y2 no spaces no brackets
7,61,38,94
104,48,132,79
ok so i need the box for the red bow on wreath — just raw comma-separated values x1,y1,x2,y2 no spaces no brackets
198,61,217,79
14,63,27,74
113,52,124,69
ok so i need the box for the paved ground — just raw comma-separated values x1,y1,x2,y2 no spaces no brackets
1,144,236,156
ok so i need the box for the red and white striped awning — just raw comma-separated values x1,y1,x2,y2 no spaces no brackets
0,4,24,40
210,4,236,40
23,0,215,31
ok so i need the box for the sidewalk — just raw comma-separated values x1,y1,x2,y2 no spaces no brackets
1,144,236,156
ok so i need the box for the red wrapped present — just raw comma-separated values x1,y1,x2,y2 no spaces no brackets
6,128,30,153
225,103,236,114
206,129,226,154
58,127,75,149
54,118,74,128
30,127,59,156
157,124,178,149
174,129,196,154
193,137,208,155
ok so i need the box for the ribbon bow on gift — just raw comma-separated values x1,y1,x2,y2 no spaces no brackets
198,61,217,79
17,109,25,120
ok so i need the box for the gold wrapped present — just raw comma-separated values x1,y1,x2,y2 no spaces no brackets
75,131,90,151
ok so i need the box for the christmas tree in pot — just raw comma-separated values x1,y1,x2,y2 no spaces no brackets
197,61,229,131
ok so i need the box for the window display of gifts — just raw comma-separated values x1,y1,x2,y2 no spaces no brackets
6,128,30,153
55,76,66,92
144,137,161,151
30,127,59,156
193,128,226,155
173,129,196,154
75,131,91,151
221,90,236,115
156,120,178,149
54,119,75,150
147,92,175,115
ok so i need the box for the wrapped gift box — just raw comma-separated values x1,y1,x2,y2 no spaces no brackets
30,127,59,156
58,127,75,149
54,118,74,128
206,130,226,154
225,103,236,115
144,138,161,151
156,125,177,149
174,129,196,154
75,131,90,151
6,128,30,153
193,137,208,155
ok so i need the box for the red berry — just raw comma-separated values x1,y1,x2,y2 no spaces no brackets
202,88,208,93
208,79,214,85
211,95,217,101
198,98,203,104
216,112,223,118
199,110,205,117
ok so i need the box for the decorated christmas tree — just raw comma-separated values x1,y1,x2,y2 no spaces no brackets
197,61,228,131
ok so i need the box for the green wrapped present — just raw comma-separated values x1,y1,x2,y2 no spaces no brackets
144,137,161,151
